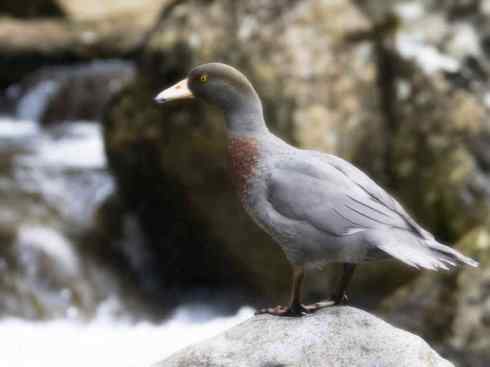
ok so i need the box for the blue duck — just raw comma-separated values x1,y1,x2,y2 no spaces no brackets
155,63,479,316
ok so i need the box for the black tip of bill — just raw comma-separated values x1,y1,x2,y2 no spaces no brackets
154,96,167,104
154,78,193,105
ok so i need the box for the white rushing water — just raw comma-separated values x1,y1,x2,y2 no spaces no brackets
0,304,254,367
0,116,113,228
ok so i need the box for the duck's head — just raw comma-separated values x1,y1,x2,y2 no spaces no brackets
155,63,262,116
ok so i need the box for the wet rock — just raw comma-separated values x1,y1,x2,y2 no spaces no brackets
154,306,453,367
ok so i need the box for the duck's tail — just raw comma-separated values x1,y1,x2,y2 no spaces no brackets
367,230,479,271
424,239,479,269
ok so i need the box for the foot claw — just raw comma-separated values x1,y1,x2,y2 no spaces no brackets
256,297,347,316
255,304,317,317
255,305,287,316
302,300,335,311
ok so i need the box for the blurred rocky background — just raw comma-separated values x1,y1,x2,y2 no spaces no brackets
0,0,489,366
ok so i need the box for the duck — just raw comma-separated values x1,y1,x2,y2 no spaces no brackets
155,62,478,317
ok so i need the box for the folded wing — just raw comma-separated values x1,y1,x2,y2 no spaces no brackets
268,157,415,237
267,153,478,270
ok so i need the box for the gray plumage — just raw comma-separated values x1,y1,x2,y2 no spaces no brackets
156,62,478,316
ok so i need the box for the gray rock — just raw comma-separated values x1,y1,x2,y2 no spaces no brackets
154,307,453,367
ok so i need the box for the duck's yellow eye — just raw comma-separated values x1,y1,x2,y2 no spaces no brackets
200,74,208,83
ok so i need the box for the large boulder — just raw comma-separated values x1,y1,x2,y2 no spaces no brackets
154,307,453,367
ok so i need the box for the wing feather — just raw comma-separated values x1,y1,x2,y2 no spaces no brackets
314,152,433,239
268,157,413,237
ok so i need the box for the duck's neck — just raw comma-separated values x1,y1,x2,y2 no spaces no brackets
224,101,269,137
225,109,264,203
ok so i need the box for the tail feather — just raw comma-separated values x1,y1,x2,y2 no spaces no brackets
426,240,479,268
366,230,479,271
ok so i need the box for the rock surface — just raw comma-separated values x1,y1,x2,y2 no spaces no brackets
154,307,453,367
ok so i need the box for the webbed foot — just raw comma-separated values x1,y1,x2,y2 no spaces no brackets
255,303,317,317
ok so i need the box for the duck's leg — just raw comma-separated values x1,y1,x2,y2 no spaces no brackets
300,263,357,311
332,263,356,305
255,265,312,317
255,263,357,316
